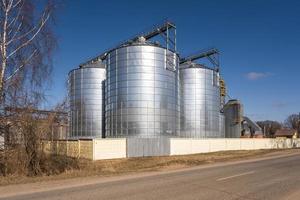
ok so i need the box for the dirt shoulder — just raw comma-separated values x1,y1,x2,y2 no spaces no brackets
0,149,299,188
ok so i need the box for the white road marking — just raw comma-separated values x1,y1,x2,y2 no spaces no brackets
216,171,255,181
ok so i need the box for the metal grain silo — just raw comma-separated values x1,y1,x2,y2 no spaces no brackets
105,41,180,138
224,99,243,138
68,62,106,138
179,63,224,138
219,113,225,137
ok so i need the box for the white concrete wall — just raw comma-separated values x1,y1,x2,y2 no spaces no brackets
170,139,211,155
91,138,300,160
170,138,300,156
93,139,127,160
226,139,241,150
293,139,300,148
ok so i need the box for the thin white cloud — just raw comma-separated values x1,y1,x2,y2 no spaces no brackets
272,102,288,109
245,72,272,80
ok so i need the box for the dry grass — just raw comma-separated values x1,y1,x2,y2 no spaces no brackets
80,149,285,174
0,149,292,186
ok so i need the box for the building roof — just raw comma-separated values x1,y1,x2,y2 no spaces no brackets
274,128,297,137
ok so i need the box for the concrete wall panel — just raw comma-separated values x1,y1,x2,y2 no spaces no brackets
170,138,298,156
240,139,254,150
253,139,269,149
93,139,126,160
170,139,192,155
226,139,241,151
209,139,227,152
191,139,210,154
79,140,93,159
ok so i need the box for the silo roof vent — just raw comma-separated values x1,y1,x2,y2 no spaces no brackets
137,36,146,43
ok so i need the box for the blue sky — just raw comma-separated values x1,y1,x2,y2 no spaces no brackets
48,0,300,122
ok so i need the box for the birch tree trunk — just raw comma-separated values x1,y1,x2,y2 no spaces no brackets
0,0,57,176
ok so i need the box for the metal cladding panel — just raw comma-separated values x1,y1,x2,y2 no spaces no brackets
68,67,106,138
179,64,224,138
105,44,180,138
126,137,170,157
219,113,225,137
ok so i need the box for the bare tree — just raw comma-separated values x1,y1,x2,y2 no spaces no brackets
285,114,300,133
0,0,57,176
0,0,56,106
256,120,282,138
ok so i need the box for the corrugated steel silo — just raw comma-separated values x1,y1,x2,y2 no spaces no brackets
219,113,225,137
224,99,243,138
179,63,224,138
105,42,180,138
68,62,106,138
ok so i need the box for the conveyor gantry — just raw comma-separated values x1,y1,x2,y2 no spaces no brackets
180,48,220,70
80,21,176,67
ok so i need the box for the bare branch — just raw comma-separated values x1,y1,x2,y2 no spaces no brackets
4,49,38,82
6,0,14,11
7,18,23,45
0,0,57,108
2,0,7,10
7,11,50,59
12,0,21,9
7,1,23,29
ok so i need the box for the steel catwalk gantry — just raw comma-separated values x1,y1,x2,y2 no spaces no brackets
79,21,177,68
180,48,220,70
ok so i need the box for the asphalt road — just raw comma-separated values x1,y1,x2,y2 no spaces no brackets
2,152,300,200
